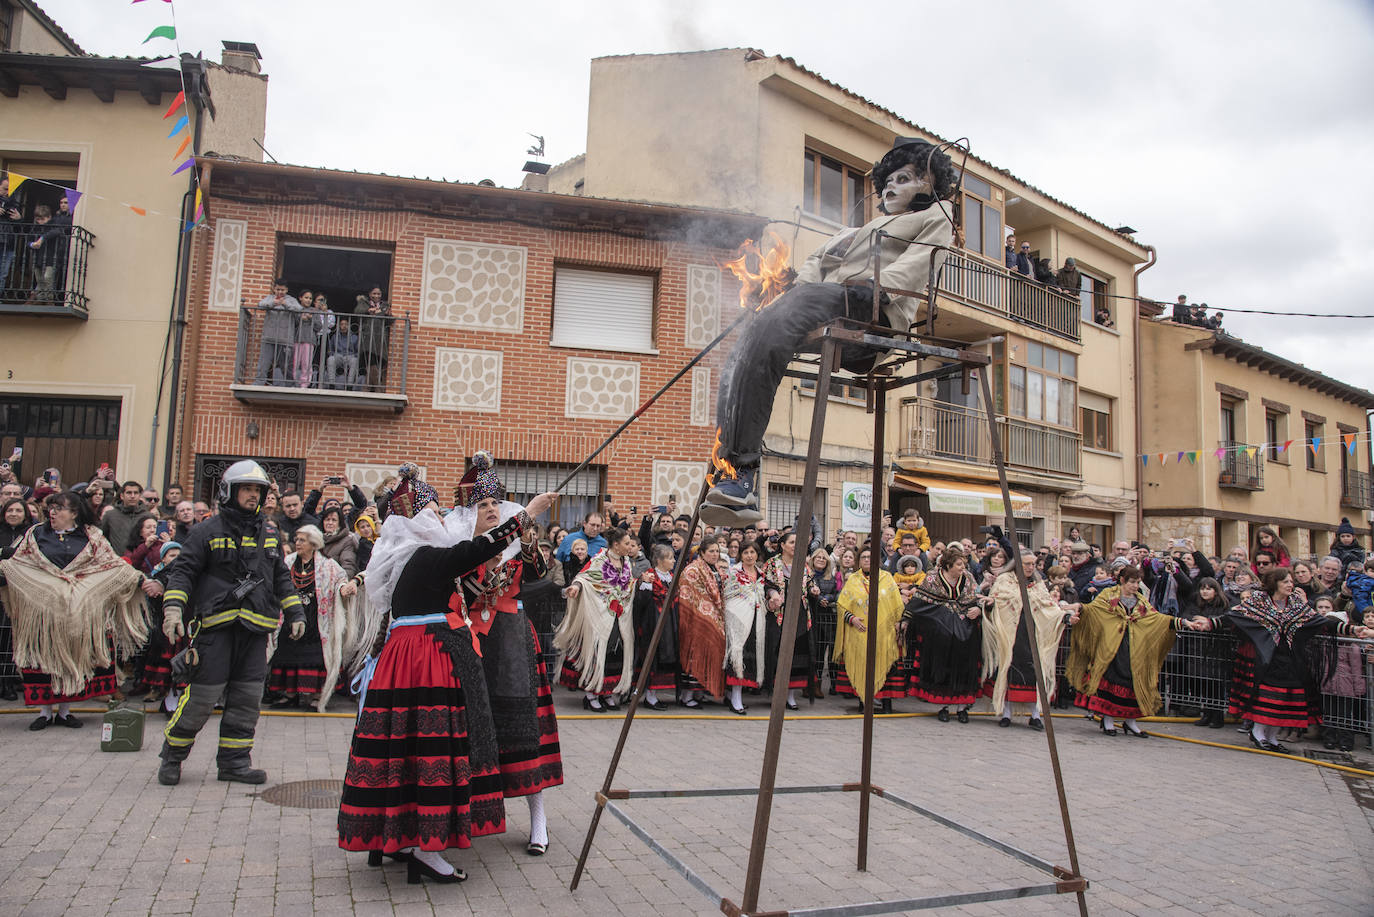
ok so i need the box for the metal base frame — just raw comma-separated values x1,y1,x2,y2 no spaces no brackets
569,318,1090,916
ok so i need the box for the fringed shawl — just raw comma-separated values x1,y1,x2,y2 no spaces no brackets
983,571,1065,713
0,525,148,697
676,557,727,699
723,565,768,686
552,551,636,696
833,570,903,704
1227,591,1337,691
268,553,353,711
1065,585,1178,716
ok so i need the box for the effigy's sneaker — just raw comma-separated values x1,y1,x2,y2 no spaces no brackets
706,467,757,506
700,502,763,528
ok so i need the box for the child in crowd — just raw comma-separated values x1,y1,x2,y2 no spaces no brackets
1318,598,1367,752
893,555,925,602
888,509,930,556
1343,557,1374,614
1085,565,1115,599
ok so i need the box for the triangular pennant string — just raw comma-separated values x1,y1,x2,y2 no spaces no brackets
171,135,190,160
167,115,189,138
1214,448,1225,460
1176,451,1185,463
128,205,147,216
1187,452,1197,464
63,188,83,211
1311,437,1322,454
143,25,176,43
162,90,185,120
171,158,194,176
5,172,28,193
1344,433,1357,454
1158,453,1167,465
1141,454,1149,467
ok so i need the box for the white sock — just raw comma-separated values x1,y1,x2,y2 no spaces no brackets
786,689,797,707
584,692,598,704
644,689,659,706
56,703,70,718
1124,718,1139,733
1001,702,1012,719
527,791,548,847
1252,723,1272,744
1101,715,1116,731
411,848,455,876
729,685,743,709
678,689,694,705
40,704,55,720
1031,702,1042,720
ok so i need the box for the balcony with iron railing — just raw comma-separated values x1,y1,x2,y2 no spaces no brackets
897,396,1081,481
1341,468,1373,510
1217,441,1263,491
937,251,1081,342
0,221,94,319
231,305,411,412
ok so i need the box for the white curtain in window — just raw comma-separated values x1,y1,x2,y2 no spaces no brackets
552,268,654,351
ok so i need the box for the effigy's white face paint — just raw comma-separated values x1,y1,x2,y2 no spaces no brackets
882,164,931,214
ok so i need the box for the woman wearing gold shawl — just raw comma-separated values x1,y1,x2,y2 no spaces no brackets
675,539,727,704
1067,565,1204,737
0,491,152,730
984,548,1075,730
834,547,905,714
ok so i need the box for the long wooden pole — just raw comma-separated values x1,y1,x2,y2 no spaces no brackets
856,375,886,871
739,335,838,913
977,369,1090,917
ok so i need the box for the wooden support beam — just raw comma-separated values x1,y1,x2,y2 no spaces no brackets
0,69,20,98
37,71,67,101
89,77,115,103
137,77,161,105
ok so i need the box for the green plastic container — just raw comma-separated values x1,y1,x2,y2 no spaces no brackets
100,700,146,752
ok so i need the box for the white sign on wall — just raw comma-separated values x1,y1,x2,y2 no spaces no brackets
841,481,873,530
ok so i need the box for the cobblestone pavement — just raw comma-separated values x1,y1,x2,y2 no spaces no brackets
0,689,1370,917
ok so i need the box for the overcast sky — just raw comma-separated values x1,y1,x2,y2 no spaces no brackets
45,0,1374,390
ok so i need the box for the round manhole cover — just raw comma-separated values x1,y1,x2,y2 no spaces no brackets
259,779,343,809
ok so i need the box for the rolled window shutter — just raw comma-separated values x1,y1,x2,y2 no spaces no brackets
552,268,654,350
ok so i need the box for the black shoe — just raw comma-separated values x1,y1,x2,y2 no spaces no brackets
1123,724,1148,738
785,700,799,711
678,697,700,709
526,840,548,856
1193,713,1212,727
1208,712,1226,729
407,856,465,884
1028,717,1044,732
998,717,1011,728
28,715,51,731
367,850,411,867
1339,734,1356,752
1323,734,1339,750
601,695,620,711
581,696,604,712
880,699,893,715
58,714,82,728
730,704,748,716
1267,742,1290,755
157,760,181,786
0,685,18,701
1099,720,1118,737
217,766,267,785
269,695,298,709
937,707,950,723
956,709,970,724
642,699,666,711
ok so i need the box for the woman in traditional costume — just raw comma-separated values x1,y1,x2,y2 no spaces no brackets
267,524,357,711
984,548,1073,730
632,543,679,710
675,539,727,706
555,527,638,712
1067,565,1202,737
0,491,151,730
337,464,554,884
834,547,906,714
722,540,768,714
0,496,36,700
1192,568,1371,753
902,544,988,723
761,532,812,710
448,452,563,856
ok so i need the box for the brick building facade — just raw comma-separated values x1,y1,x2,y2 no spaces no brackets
172,158,763,527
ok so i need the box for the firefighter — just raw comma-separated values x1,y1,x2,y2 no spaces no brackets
157,460,304,786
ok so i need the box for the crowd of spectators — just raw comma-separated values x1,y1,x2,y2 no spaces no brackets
1003,235,1113,328
249,280,395,391
1,452,1369,751
1167,294,1224,331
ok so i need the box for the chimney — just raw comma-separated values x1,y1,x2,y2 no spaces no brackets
220,40,262,74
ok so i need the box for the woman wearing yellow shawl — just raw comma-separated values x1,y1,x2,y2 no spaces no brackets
1067,564,1204,737
834,547,905,714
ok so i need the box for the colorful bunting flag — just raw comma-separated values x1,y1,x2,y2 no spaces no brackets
129,205,147,216
167,115,189,138
171,135,190,160
143,25,176,43
63,188,82,211
5,172,28,193
1310,437,1322,454
1245,446,1257,459
1214,448,1225,460
193,187,203,221
1141,454,1149,467
1344,433,1357,454
1176,451,1185,463
1279,440,1292,453
1158,453,1167,465
162,90,185,120
1187,452,1198,464
172,158,194,176
182,219,197,233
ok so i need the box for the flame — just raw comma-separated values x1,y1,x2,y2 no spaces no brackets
723,231,795,311
710,426,737,482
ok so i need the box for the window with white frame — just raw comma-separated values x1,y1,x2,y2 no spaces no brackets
551,267,655,351
766,482,827,536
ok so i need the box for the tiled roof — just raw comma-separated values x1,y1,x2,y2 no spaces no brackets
18,0,85,56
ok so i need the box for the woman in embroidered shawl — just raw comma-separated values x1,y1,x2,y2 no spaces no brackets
761,531,812,710
1192,568,1371,753
449,451,562,857
632,543,679,710
337,464,555,885
267,524,357,712
0,491,152,730
555,527,637,711
984,548,1074,730
675,539,727,706
722,540,768,714
902,544,988,723
1067,565,1203,737
834,547,906,714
